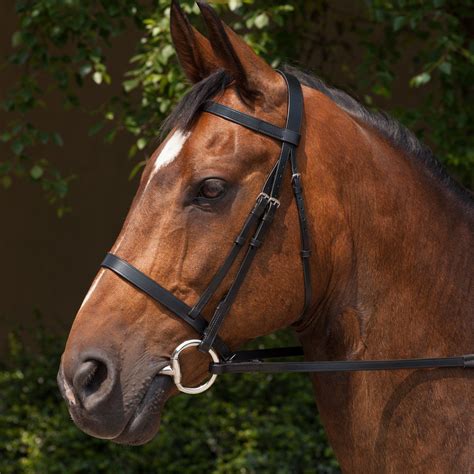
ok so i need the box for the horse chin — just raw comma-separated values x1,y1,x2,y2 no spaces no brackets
112,375,175,446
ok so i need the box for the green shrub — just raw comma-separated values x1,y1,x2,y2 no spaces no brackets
0,325,338,473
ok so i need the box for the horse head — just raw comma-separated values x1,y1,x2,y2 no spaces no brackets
58,1,309,445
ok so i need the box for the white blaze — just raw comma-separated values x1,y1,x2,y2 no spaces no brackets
144,130,190,191
79,270,106,311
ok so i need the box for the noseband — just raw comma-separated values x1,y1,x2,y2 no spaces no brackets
101,71,473,394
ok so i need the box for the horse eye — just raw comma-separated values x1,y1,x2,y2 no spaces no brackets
198,179,227,200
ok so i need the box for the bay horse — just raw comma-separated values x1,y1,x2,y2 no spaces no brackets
58,1,473,472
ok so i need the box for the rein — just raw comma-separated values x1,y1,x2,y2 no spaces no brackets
101,71,473,394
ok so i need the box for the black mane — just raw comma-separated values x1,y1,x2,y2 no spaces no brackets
160,69,231,138
161,66,472,204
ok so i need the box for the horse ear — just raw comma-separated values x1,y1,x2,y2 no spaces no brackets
197,1,280,101
170,0,220,83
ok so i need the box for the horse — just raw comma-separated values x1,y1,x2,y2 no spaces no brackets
58,1,473,472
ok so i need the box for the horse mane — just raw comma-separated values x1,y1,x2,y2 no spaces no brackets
160,65,472,204
283,65,472,205
160,69,231,138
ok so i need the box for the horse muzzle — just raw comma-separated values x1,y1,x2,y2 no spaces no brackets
57,348,175,445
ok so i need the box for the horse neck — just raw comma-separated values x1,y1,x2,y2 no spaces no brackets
295,89,474,471
299,89,473,357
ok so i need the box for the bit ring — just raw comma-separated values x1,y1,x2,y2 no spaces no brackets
158,339,220,394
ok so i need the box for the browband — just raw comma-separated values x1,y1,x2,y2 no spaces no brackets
202,102,301,146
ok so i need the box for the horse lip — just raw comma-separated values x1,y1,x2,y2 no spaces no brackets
57,364,78,407
112,367,175,445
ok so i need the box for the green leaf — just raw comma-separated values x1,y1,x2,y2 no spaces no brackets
92,71,103,84
56,205,71,218
254,13,270,29
128,144,138,158
372,83,391,98
123,78,140,92
229,0,243,11
410,72,431,88
52,133,64,146
30,165,44,180
136,137,147,150
102,72,112,85
129,160,147,180
159,98,171,114
79,64,92,77
104,129,117,144
11,31,22,47
0,132,12,142
438,62,452,75
160,44,174,64
88,121,105,136
393,16,405,31
11,140,24,155
39,131,49,144
1,175,12,189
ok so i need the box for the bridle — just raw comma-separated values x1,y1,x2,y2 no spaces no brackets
101,71,473,395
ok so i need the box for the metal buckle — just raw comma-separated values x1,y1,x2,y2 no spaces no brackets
269,197,281,208
158,339,220,395
257,193,279,208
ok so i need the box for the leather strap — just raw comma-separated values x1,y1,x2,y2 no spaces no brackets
211,353,474,375
187,164,278,320
202,102,301,146
101,254,231,358
198,71,306,353
198,200,280,352
268,73,304,199
290,152,312,315
230,346,304,362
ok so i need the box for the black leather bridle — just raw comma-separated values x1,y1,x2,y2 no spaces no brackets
101,71,473,394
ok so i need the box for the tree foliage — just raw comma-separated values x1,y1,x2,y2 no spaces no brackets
1,0,472,215
359,0,474,184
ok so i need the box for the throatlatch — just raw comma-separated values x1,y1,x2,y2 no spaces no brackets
101,71,472,395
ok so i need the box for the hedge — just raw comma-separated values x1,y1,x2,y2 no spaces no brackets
0,323,339,473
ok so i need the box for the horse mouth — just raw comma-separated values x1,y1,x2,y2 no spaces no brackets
112,373,175,445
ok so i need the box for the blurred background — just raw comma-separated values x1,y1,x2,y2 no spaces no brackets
0,1,472,472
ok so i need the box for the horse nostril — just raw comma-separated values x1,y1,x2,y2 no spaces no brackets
73,358,112,408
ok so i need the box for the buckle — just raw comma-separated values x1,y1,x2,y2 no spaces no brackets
158,339,220,395
269,197,281,208
256,193,279,208
291,173,301,183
